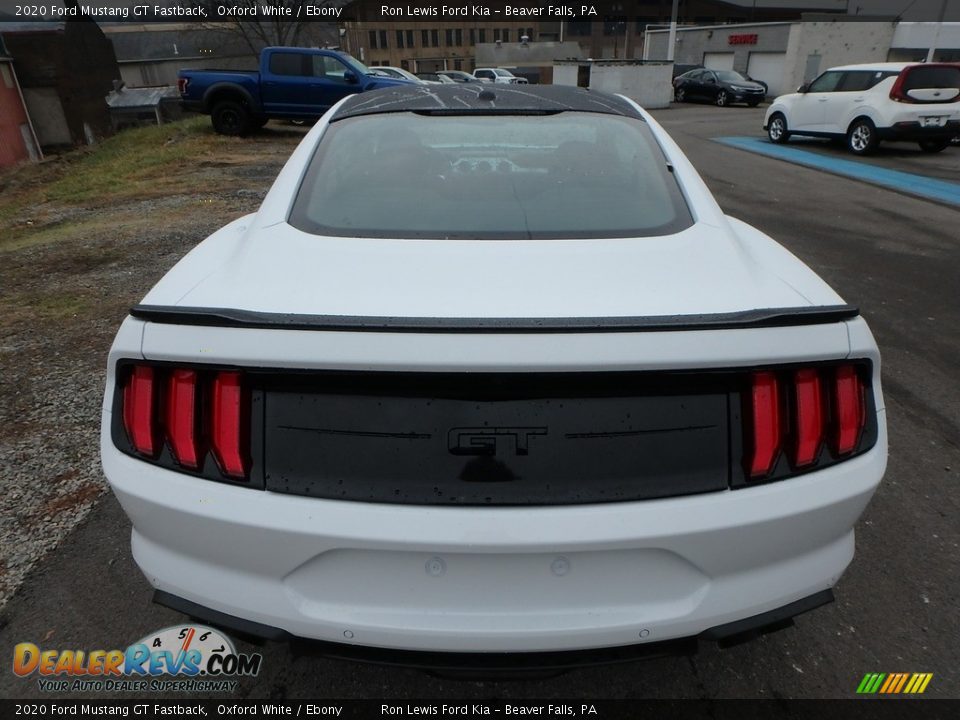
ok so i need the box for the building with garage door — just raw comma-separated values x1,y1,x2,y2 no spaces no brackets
0,20,121,150
0,39,42,167
644,15,898,97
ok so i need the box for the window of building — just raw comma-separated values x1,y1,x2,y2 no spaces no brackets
422,29,429,47
469,28,476,46
406,30,414,47
446,29,453,46
396,30,405,49
493,28,501,42
603,18,627,36
503,29,510,42
368,31,377,49
431,29,440,47
379,30,388,49
455,29,463,46
401,59,409,70
478,29,486,43
568,21,592,37
454,59,463,70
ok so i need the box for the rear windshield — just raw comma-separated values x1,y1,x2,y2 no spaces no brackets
288,112,693,240
902,65,960,90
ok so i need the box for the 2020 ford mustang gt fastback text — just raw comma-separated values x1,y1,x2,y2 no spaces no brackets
102,85,886,668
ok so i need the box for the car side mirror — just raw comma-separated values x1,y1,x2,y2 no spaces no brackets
344,71,358,85
798,82,810,93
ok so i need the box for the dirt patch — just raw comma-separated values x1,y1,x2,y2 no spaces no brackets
37,481,102,519
0,119,305,609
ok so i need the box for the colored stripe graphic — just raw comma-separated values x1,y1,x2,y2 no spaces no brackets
857,672,933,694
712,136,960,208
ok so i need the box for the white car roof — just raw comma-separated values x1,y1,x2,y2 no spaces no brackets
826,62,912,72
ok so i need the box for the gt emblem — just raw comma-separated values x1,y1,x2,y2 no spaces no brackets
448,427,547,456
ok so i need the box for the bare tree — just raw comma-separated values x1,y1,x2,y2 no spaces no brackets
185,1,346,58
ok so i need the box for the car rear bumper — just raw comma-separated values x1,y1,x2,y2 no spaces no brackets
154,587,835,670
878,120,960,141
102,409,886,654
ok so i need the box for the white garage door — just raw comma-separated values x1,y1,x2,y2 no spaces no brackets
703,52,735,71
747,52,786,97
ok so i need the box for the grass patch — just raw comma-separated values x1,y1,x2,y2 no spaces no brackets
46,116,218,204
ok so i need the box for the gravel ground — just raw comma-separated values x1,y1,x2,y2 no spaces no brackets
0,124,303,609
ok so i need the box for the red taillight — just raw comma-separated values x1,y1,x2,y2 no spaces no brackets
122,365,159,457
748,371,781,478
166,369,201,469
210,371,249,479
119,364,250,481
793,368,823,467
834,365,865,455
177,77,189,95
889,70,911,103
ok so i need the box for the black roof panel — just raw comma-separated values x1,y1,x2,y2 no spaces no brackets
331,84,643,121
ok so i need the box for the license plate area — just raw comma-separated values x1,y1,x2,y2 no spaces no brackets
921,116,947,128
261,371,733,505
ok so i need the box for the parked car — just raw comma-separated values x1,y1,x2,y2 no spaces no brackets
436,70,485,83
765,62,960,155
671,63,703,78
474,67,529,84
744,74,769,95
415,72,457,84
103,84,886,668
368,66,423,83
673,68,766,107
178,47,414,136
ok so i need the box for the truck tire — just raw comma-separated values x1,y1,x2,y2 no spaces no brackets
211,100,251,136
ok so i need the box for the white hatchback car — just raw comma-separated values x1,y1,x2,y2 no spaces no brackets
764,62,960,155
102,85,886,670
473,67,528,84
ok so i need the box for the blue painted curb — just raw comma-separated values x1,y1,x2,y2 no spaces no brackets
713,136,960,207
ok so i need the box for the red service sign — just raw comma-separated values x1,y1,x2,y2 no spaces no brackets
729,34,759,45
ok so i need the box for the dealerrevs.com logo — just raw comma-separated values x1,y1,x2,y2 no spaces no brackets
13,625,263,693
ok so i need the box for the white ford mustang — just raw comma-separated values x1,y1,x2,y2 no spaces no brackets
101,85,886,669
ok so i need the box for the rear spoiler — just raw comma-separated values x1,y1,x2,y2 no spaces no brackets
129,304,859,334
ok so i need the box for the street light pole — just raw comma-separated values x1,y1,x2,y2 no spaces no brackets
667,0,680,62
926,0,949,62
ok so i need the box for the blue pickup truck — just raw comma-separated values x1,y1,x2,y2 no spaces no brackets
178,47,414,135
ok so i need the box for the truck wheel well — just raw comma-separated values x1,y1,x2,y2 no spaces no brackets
206,90,248,112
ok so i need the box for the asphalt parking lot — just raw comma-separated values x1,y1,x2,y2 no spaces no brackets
1,102,958,701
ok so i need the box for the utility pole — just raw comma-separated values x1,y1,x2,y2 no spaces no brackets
926,0,949,62
667,0,680,62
